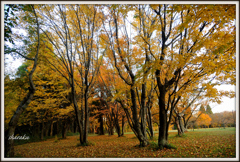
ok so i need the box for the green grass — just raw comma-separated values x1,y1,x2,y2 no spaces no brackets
187,127,236,132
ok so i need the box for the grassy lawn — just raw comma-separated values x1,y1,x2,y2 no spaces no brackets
14,127,236,158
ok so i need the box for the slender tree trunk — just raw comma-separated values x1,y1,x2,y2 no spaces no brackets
71,82,84,144
83,86,89,144
56,121,59,135
121,115,125,136
50,121,53,137
32,125,36,137
108,113,114,136
45,122,49,137
147,105,154,139
41,121,44,140
62,120,67,139
99,114,104,135
140,83,147,139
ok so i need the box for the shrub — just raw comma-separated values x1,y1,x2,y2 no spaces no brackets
54,135,59,142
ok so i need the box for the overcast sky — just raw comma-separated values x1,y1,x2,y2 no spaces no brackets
210,85,236,113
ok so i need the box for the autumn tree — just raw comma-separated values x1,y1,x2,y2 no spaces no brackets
196,112,212,128
199,105,206,113
4,4,40,157
100,4,157,146
96,61,127,137
20,36,74,140
36,4,105,145
206,105,213,115
132,4,235,148
211,111,235,128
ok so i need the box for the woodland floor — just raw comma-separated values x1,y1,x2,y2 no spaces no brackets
14,127,236,158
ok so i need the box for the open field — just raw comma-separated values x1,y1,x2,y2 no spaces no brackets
14,127,236,158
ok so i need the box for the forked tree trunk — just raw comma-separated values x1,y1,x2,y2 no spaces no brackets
176,117,183,136
130,88,148,147
147,105,154,139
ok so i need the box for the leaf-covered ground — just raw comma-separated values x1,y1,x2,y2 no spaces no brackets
14,127,236,158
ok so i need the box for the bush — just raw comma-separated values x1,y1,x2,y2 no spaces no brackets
54,135,59,142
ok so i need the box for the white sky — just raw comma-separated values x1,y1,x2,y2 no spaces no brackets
210,85,236,113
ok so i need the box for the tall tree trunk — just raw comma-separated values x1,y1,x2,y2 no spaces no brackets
140,83,147,139
157,83,168,148
175,117,183,136
41,121,44,140
147,104,154,139
71,82,84,144
121,115,125,136
73,120,77,133
99,114,104,135
45,122,49,137
179,115,186,134
50,121,53,137
83,86,89,144
114,114,121,137
109,124,114,135
62,120,67,139
130,87,148,147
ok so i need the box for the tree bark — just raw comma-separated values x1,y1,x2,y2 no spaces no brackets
130,87,148,147
156,78,168,148
83,85,89,144
41,121,44,140
140,83,147,139
45,122,49,137
99,114,105,135
175,117,183,136
113,113,121,137
50,121,53,137
121,115,125,136
62,120,67,139
71,81,84,144
147,104,154,139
